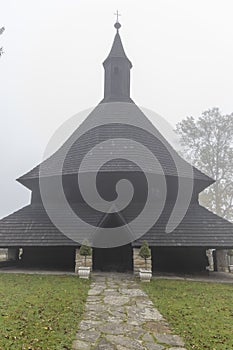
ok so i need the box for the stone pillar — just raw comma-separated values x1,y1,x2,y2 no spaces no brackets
7,248,19,261
133,248,152,275
216,249,229,272
75,248,93,273
229,255,233,265
206,249,214,271
0,249,7,261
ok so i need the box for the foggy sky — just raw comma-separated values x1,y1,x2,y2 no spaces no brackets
0,0,233,218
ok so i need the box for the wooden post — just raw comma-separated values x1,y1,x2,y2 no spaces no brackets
216,249,229,272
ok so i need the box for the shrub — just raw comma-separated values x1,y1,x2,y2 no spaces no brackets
79,240,92,266
139,240,151,269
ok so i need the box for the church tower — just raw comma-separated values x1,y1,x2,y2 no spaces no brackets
102,19,133,103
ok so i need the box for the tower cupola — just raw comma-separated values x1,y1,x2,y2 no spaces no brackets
101,18,133,103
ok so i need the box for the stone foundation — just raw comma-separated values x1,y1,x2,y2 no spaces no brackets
133,247,152,275
75,248,93,273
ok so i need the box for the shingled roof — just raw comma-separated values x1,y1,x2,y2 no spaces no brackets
103,31,132,67
0,203,233,248
17,103,214,185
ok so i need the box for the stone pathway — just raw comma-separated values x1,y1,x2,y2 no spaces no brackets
73,273,187,350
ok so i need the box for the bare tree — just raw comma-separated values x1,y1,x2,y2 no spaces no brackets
176,107,233,222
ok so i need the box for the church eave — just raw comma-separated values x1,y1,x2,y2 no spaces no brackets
1,203,233,248
103,56,132,69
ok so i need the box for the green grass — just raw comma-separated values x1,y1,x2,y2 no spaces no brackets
142,279,233,350
0,274,90,350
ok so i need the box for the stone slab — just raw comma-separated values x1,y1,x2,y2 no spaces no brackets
72,273,187,350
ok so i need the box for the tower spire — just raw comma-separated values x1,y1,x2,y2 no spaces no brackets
101,16,133,103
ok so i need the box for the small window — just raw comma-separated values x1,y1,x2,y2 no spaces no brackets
114,67,119,74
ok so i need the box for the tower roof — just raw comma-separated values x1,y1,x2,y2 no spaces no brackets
103,21,132,68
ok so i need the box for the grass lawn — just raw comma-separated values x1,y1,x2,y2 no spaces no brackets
0,273,90,350
143,279,233,350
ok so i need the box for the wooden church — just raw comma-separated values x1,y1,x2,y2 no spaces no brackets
1,20,233,273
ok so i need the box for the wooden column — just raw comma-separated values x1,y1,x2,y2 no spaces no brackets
7,248,19,261
216,249,229,272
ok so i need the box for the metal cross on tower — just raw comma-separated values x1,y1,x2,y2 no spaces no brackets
114,10,121,23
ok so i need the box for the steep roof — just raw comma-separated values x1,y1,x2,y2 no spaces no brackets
17,102,213,185
0,203,233,247
103,31,132,67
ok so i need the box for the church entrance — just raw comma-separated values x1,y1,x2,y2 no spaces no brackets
93,244,133,272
